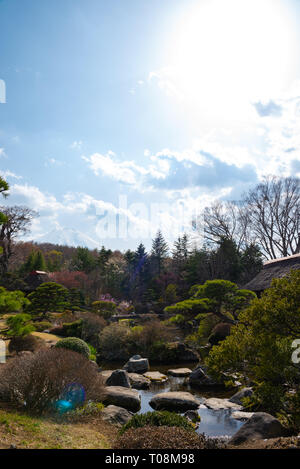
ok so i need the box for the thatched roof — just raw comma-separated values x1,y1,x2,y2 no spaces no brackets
244,253,300,293
23,270,50,292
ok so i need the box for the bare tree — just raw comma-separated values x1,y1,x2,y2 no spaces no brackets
244,176,300,259
203,200,252,250
0,206,37,275
202,176,300,260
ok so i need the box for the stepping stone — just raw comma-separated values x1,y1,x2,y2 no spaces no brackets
102,386,141,412
150,391,200,411
143,371,168,382
203,398,242,411
168,368,192,377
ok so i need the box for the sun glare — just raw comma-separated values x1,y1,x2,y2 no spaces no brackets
168,0,296,120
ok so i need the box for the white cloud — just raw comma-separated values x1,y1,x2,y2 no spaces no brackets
0,170,22,180
82,151,148,185
70,140,83,150
0,148,7,158
45,157,64,167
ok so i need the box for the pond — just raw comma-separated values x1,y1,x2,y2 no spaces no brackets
100,362,245,438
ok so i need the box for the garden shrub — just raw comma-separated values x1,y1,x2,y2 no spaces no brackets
55,337,90,358
61,319,83,338
206,270,300,431
8,334,45,354
91,300,117,319
0,348,104,413
80,312,107,348
115,426,210,449
32,321,52,332
128,320,176,357
49,325,65,336
208,322,231,345
119,411,195,435
88,344,97,361
98,322,130,361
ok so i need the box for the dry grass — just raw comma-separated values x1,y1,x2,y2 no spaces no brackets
0,406,117,449
32,331,61,345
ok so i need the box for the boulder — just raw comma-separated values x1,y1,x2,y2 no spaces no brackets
101,405,133,426
231,411,254,421
102,386,141,412
168,368,192,377
229,412,286,445
143,371,167,382
150,391,200,412
203,398,242,411
123,355,149,374
229,387,253,406
106,369,131,388
99,370,114,384
128,373,151,390
189,365,224,389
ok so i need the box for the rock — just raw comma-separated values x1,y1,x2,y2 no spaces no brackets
101,405,133,426
102,386,141,412
123,355,149,374
150,391,200,412
168,368,192,377
203,398,242,411
106,369,131,388
229,412,286,445
128,373,151,390
231,411,254,421
184,410,201,423
99,370,114,384
189,365,224,389
143,371,167,382
229,387,253,406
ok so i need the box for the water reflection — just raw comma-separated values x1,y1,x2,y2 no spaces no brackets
100,362,244,437
137,375,244,437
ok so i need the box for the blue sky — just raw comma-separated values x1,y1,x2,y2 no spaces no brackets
1,0,300,250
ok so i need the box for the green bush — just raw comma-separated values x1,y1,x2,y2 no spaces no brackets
98,323,130,361
62,319,83,338
32,321,52,332
120,411,195,435
91,300,117,319
55,337,90,358
206,270,300,430
88,344,97,361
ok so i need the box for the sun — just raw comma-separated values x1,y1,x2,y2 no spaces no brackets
167,0,296,120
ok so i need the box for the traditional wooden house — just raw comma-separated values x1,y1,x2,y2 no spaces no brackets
244,253,300,296
23,270,50,293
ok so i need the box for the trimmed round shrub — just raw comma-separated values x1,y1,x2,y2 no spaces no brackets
55,337,90,358
115,426,209,449
8,334,45,354
120,411,195,435
208,323,231,346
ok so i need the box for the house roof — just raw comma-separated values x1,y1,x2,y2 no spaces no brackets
244,253,300,292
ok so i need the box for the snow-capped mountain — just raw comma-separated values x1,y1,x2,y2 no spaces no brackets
33,227,100,249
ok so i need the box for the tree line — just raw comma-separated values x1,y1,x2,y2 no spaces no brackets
0,175,299,311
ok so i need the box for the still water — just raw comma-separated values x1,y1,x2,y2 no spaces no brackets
100,362,245,437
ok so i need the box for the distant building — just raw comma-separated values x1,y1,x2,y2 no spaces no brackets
23,270,50,293
243,253,300,295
